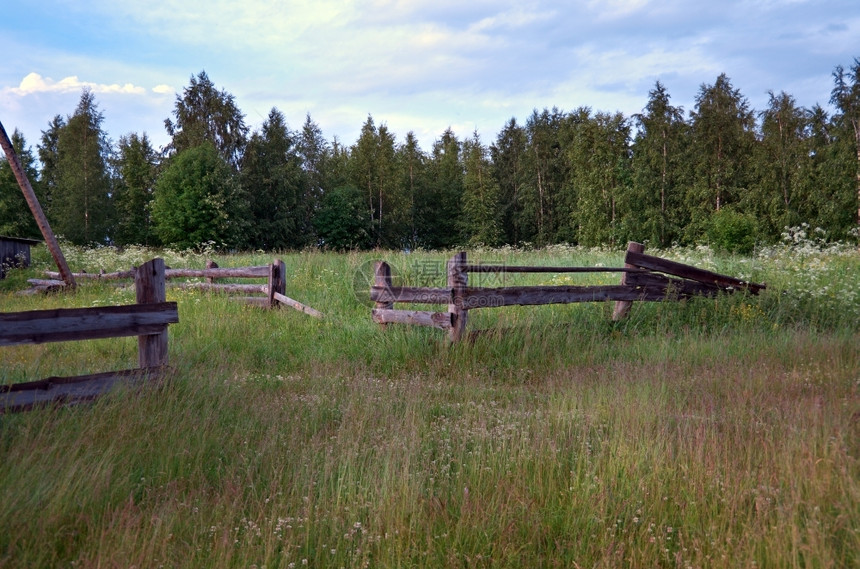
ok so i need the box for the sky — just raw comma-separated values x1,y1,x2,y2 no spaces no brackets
1,0,859,154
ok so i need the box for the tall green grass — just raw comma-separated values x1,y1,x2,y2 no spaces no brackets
0,242,858,568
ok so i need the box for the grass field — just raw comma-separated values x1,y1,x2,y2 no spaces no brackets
1,241,858,568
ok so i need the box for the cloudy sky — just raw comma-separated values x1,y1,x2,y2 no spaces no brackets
1,0,858,153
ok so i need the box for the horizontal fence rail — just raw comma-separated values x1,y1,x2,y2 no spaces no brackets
0,302,179,346
1,258,178,413
371,242,766,342
461,265,644,274
41,259,323,318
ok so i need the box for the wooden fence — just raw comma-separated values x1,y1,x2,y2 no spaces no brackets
371,242,766,342
40,258,322,318
1,258,179,413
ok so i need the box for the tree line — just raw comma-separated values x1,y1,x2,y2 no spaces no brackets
2,61,859,253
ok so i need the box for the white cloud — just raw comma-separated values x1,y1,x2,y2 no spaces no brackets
7,73,146,96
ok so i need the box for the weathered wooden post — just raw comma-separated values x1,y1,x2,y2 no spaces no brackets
135,258,168,367
0,119,76,289
448,251,468,342
612,241,645,321
205,260,219,284
374,261,394,329
268,259,286,308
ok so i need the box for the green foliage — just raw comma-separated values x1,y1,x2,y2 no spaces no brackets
348,115,404,248
568,110,632,247
418,128,463,249
112,133,159,246
296,114,333,243
630,81,688,246
16,60,860,251
0,129,42,239
1,245,858,568
241,108,308,249
686,74,757,242
461,132,502,246
313,185,372,250
707,208,758,254
521,108,568,245
398,131,428,249
151,142,248,249
490,118,529,244
165,70,248,169
829,58,860,233
748,92,810,240
50,90,114,245
36,114,64,217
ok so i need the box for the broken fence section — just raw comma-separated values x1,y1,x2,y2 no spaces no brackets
38,258,323,318
371,242,766,342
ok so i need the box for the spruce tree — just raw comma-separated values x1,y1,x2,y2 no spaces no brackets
686,74,756,241
490,118,528,245
241,108,307,249
750,91,809,239
630,81,687,246
113,132,159,246
830,58,860,232
461,131,502,246
52,89,114,244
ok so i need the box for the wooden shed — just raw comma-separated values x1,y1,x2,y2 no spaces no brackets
0,235,40,279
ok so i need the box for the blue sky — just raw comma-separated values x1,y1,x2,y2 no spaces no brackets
1,0,858,154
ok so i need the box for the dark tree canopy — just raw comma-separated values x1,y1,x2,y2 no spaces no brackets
8,58,859,252
113,133,159,246
165,71,248,169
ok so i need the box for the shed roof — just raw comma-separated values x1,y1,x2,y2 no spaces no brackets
0,235,42,245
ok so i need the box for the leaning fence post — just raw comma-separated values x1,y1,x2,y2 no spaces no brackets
135,258,168,367
374,261,393,329
0,119,76,289
448,251,468,343
268,259,286,308
612,242,645,321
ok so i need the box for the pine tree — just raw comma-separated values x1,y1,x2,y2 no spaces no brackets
297,114,331,242
568,111,632,247
422,128,463,249
523,108,567,245
349,115,403,247
37,115,64,219
397,132,428,249
802,105,857,239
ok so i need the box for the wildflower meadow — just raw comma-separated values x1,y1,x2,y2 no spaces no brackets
0,236,858,568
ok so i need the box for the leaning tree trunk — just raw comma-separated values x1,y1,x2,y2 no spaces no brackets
0,120,76,288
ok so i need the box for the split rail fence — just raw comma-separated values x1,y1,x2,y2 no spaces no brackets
1,258,178,413
371,242,766,342
39,258,322,318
